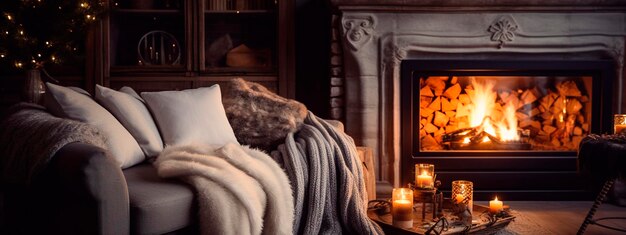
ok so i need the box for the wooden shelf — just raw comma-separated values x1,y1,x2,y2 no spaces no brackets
112,9,182,14
202,66,275,74
109,75,277,82
204,10,273,14
111,65,187,73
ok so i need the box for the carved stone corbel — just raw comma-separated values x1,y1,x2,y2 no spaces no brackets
342,15,376,51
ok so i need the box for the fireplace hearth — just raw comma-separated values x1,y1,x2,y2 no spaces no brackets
401,60,615,200
330,0,626,200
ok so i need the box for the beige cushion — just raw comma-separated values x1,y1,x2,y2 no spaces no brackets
95,85,164,159
141,85,238,147
44,83,144,168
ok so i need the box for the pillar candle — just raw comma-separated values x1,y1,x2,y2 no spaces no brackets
416,171,434,188
489,196,503,214
415,164,435,189
392,188,413,228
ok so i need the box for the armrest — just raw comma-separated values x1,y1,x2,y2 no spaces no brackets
31,142,130,235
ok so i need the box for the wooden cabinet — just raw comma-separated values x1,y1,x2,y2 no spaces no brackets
93,0,294,97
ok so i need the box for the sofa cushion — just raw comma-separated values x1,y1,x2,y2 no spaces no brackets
124,163,196,235
141,85,238,147
44,83,144,168
95,85,164,159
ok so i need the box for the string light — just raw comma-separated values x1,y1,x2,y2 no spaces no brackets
2,0,104,70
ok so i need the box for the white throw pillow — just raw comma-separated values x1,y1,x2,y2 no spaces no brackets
44,83,144,168
141,85,239,147
95,85,164,159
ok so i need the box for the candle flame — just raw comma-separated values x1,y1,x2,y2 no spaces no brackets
494,196,499,201
421,171,428,176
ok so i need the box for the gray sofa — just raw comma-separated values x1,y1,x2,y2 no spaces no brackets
3,142,197,235
1,118,378,235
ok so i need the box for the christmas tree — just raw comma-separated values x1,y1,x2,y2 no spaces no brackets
0,0,104,72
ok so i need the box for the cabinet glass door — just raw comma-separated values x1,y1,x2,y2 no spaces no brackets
109,0,186,72
201,0,277,75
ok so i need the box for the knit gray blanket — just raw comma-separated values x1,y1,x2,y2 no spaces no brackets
0,103,107,185
271,112,383,235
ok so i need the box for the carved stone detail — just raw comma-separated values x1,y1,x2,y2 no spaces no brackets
488,16,519,49
342,15,376,51
383,43,407,67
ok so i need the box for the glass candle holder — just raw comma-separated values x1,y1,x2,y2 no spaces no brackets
392,188,413,228
615,114,626,134
415,164,435,189
451,180,473,213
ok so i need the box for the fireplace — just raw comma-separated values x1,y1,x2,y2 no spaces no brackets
400,59,615,199
329,0,626,200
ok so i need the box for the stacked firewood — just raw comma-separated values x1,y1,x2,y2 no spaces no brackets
418,76,590,151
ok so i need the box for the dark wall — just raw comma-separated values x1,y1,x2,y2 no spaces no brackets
295,0,331,119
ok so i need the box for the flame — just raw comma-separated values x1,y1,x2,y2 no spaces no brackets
469,78,496,127
468,77,520,142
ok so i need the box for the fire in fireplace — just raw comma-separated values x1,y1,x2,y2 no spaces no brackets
401,59,616,200
418,75,592,152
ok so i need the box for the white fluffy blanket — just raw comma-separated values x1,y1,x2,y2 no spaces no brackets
153,143,294,235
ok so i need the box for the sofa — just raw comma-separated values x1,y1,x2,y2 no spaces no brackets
0,81,378,235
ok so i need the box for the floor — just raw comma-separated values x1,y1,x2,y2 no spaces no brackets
483,201,626,235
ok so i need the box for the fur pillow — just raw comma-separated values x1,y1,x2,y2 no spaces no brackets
223,78,307,150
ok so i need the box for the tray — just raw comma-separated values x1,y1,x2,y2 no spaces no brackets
368,201,515,235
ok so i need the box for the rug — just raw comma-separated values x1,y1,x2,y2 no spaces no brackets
496,210,553,235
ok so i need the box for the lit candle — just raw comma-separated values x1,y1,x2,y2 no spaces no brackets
615,114,626,134
455,193,465,203
416,171,434,189
415,164,435,189
392,188,413,228
489,196,504,214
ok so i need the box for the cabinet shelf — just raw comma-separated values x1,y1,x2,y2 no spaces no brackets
204,10,273,14
109,75,277,82
112,9,182,14
202,66,275,74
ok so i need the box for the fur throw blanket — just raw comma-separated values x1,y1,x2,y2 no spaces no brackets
0,102,107,185
153,143,294,235
223,78,307,151
271,112,383,235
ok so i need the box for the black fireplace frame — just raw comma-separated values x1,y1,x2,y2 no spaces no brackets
400,59,616,200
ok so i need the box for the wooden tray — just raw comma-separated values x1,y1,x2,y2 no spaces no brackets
368,202,515,235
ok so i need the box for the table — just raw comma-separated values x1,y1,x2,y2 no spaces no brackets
368,202,514,235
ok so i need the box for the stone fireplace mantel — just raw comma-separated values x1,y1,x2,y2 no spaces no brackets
330,0,626,186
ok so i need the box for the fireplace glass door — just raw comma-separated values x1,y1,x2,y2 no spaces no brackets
402,60,614,156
